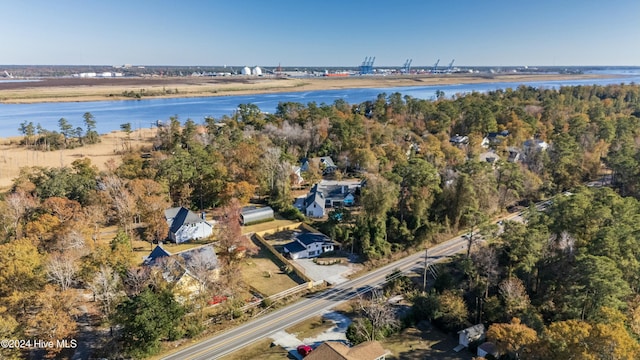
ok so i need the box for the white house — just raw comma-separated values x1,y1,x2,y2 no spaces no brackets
300,180,361,218
164,207,213,243
450,134,469,146
283,232,336,260
291,165,304,186
304,187,326,218
457,324,486,349
523,138,549,152
301,156,338,175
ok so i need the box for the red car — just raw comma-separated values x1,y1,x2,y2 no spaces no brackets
208,295,228,305
297,344,313,357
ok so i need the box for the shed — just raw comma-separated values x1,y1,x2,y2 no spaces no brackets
240,206,274,225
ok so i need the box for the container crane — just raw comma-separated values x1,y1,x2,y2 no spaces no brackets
402,59,412,73
432,59,440,73
360,56,375,74
447,59,455,73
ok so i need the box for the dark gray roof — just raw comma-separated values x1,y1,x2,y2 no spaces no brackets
176,244,219,271
296,232,332,246
319,156,336,168
145,244,172,265
165,207,208,234
283,240,306,254
145,244,219,283
304,185,325,208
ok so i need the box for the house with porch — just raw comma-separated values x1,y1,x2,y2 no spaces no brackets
144,244,219,297
283,232,337,260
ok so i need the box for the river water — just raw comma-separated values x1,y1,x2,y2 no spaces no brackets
1,72,639,137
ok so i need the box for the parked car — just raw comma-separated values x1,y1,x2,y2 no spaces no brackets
208,295,228,305
297,344,313,357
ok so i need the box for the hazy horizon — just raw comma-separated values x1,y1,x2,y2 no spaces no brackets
2,0,639,67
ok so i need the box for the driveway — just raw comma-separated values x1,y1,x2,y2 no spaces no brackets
293,258,354,285
270,311,352,360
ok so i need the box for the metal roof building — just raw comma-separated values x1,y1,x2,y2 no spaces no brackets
240,206,274,225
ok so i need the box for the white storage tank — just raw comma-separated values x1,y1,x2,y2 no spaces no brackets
241,66,252,75
252,66,262,76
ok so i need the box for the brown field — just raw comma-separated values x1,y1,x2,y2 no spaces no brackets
0,73,611,104
0,128,156,191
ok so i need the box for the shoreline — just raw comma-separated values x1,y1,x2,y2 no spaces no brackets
0,73,616,104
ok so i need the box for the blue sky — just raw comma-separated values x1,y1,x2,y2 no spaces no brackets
2,0,639,67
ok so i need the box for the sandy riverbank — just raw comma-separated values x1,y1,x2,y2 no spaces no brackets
0,73,612,104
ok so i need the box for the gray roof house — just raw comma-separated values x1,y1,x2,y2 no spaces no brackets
523,138,549,152
479,151,500,165
164,207,213,243
300,180,361,218
303,185,326,218
301,156,338,175
144,244,219,296
283,232,336,260
450,134,469,146
482,130,510,148
457,324,486,350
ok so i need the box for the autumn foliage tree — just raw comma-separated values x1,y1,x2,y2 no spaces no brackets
487,317,538,359
215,199,256,268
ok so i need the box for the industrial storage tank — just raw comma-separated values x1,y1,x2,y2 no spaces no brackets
252,66,262,76
241,66,252,75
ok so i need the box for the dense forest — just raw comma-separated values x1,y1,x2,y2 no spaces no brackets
1,83,640,358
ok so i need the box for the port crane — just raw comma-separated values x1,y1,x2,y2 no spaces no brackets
447,59,455,73
402,59,412,73
431,59,440,73
360,56,375,74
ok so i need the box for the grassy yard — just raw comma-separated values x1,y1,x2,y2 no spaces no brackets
241,218,300,235
381,326,472,360
285,315,335,340
219,338,290,360
240,242,303,296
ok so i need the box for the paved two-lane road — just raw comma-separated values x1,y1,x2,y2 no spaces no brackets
163,236,470,360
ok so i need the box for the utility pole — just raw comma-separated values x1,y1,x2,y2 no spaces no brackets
423,248,429,293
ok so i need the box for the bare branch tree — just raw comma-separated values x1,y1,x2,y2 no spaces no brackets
101,175,135,238
46,252,78,291
499,277,531,316
352,290,400,341
124,266,151,296
88,265,122,319
5,190,37,239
